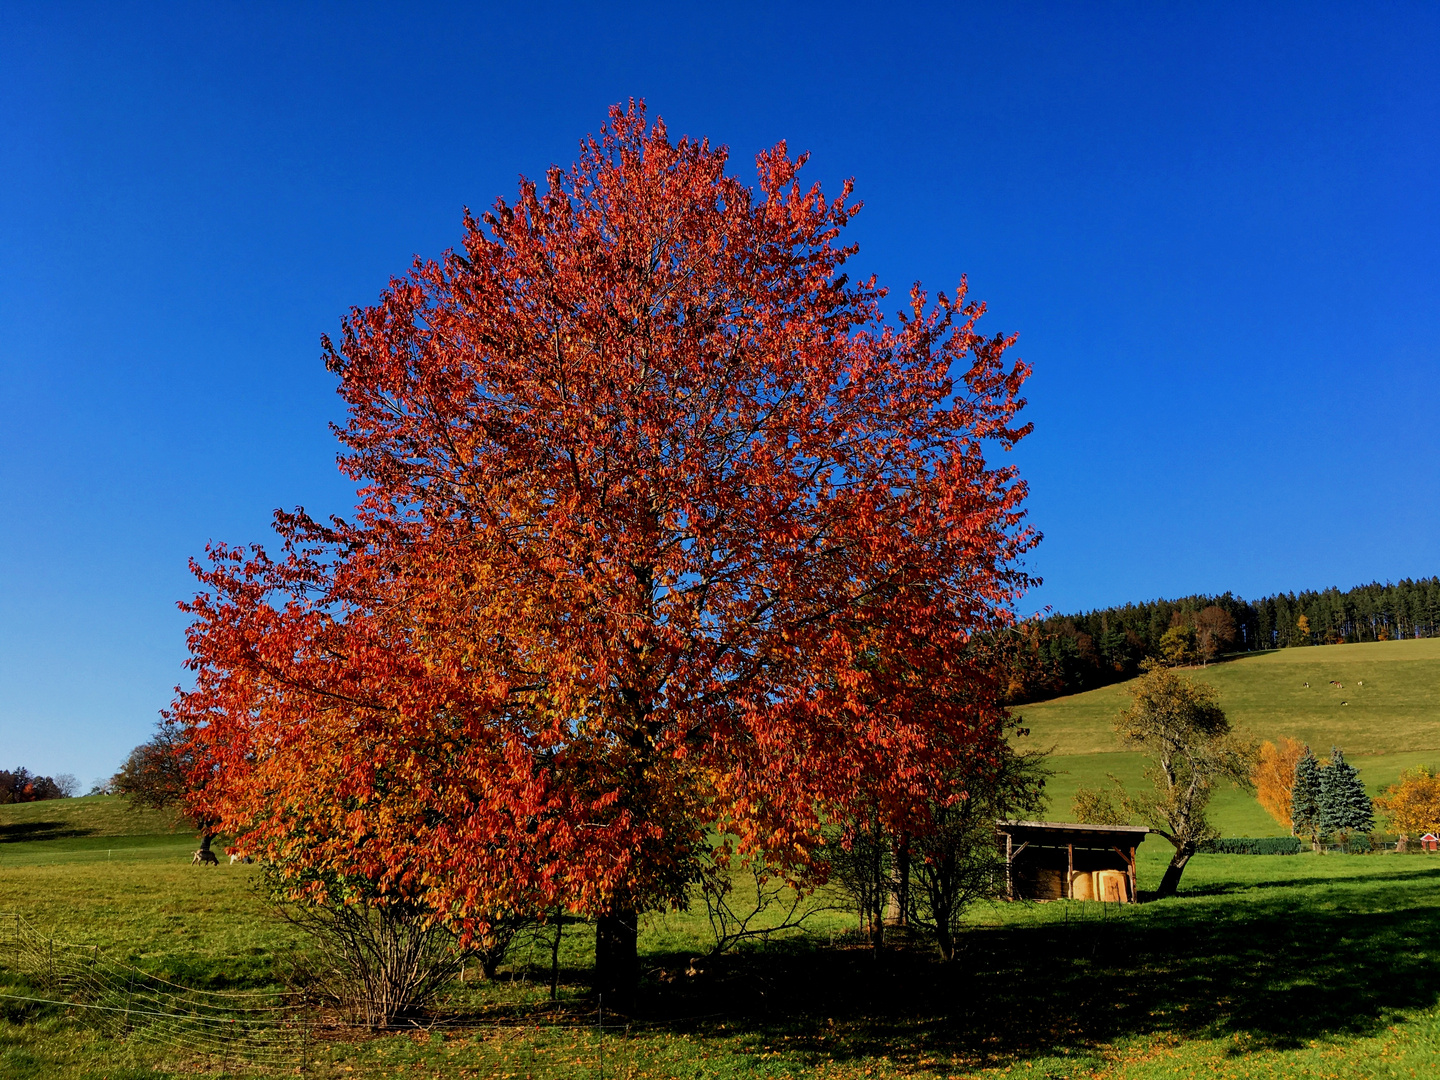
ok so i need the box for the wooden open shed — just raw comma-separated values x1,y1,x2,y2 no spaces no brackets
996,820,1150,903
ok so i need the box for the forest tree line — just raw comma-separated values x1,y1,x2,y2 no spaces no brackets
1004,576,1440,705
0,767,79,803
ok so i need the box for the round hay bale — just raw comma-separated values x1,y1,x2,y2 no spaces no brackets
1096,869,1128,903
1069,870,1094,901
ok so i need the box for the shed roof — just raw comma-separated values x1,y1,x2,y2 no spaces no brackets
996,820,1151,840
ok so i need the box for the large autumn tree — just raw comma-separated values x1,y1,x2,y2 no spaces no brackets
172,104,1035,1001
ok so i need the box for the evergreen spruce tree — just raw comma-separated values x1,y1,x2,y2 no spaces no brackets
1319,746,1374,851
1291,746,1323,852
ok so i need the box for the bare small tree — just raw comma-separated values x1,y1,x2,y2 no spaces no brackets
270,860,536,1029
278,897,469,1029
908,747,1049,961
697,858,836,956
52,773,80,798
826,809,894,952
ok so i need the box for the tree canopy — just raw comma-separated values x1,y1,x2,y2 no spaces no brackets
0,767,70,803
1375,766,1440,849
1318,747,1374,843
170,104,1036,995
1291,746,1323,851
1253,736,1306,831
1111,662,1256,897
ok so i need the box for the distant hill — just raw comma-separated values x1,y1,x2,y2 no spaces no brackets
1007,577,1440,704
1013,639,1440,836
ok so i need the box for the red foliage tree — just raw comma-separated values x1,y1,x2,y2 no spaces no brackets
172,104,1035,999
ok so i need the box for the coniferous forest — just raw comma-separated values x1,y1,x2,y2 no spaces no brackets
1004,576,1440,704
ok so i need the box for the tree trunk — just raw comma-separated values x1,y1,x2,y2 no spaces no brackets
936,922,955,962
1154,841,1195,898
593,908,638,1008
894,834,911,928
869,841,885,953
931,887,956,961
198,832,215,855
549,911,564,1001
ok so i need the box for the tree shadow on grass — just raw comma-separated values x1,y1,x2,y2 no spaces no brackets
0,821,95,844
1178,863,1440,897
624,859,1440,1070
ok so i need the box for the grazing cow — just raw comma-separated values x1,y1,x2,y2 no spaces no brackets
1341,700,1348,706
1303,682,1309,688
192,848,219,866
228,854,252,865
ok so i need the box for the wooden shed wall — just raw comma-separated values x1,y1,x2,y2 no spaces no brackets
1001,835,1140,902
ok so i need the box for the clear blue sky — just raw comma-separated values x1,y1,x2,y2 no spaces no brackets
2,3,1437,784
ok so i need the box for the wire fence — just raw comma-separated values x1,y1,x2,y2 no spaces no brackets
0,911,309,1071
0,912,665,1076
0,903,1068,1077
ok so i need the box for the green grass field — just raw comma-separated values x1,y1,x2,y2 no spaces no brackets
3,793,1439,1077
6,642,1440,1080
1015,639,1440,836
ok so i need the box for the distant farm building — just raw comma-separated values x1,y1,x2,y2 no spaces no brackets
1420,834,1439,852
997,821,1150,903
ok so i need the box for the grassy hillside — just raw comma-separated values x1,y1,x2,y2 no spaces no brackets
1014,639,1440,835
0,794,182,840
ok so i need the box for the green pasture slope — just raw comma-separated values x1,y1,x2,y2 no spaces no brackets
0,795,194,868
1016,638,1440,836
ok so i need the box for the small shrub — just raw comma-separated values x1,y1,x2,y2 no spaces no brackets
1198,837,1303,855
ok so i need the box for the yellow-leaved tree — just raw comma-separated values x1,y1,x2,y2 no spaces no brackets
1374,767,1440,851
1253,737,1307,832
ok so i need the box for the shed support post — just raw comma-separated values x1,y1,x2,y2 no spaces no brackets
1111,845,1139,903
1067,843,1074,899
1005,833,1013,901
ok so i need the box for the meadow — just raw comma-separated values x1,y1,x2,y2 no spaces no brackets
3,810,1439,1076
1018,639,1440,838
3,640,1439,1077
